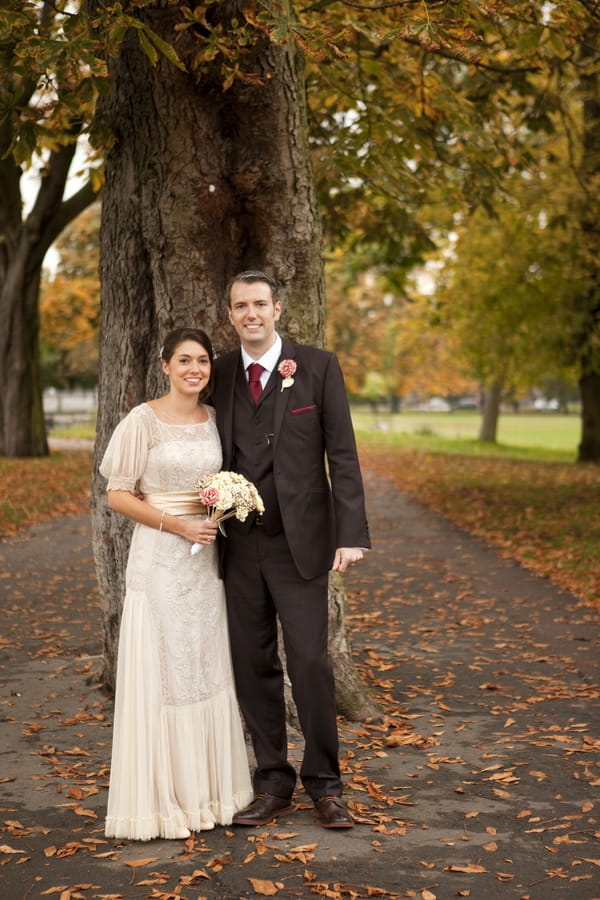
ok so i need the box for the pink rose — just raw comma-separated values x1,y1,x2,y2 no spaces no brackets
201,486,219,506
278,359,297,379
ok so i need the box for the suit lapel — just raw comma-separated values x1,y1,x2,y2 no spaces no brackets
219,353,243,466
272,339,297,452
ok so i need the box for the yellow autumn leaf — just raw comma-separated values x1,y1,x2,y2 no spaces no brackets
124,857,160,868
444,863,488,874
248,877,279,895
0,844,25,854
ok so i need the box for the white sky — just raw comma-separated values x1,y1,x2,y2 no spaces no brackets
21,142,90,272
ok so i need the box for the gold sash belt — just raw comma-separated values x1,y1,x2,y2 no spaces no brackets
144,491,208,517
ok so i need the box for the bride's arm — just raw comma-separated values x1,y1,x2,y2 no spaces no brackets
107,490,217,544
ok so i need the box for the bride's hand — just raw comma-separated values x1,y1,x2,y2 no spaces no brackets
188,517,219,556
191,518,218,545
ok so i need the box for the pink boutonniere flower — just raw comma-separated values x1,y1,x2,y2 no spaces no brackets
278,359,297,391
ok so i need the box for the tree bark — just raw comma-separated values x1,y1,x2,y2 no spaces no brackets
91,5,376,719
478,380,502,443
0,144,98,457
0,252,47,457
576,22,600,463
578,372,600,462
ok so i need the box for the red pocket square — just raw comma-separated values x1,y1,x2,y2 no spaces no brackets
291,404,317,415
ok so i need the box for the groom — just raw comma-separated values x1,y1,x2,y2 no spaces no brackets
212,270,370,829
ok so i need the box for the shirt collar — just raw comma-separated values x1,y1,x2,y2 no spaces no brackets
241,334,282,374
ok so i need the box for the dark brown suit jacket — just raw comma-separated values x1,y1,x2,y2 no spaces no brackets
213,339,370,579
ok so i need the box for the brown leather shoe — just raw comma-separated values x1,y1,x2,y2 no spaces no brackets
314,796,354,829
232,793,294,826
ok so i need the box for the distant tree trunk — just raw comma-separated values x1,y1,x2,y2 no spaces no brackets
90,4,375,719
478,379,502,442
0,260,47,457
576,22,600,463
0,144,98,457
578,372,600,462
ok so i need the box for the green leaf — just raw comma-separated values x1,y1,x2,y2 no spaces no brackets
137,28,158,66
143,25,187,71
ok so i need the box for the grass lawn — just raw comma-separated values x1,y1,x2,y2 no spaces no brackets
352,408,579,457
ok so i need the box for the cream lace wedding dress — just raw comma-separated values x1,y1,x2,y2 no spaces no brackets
100,403,252,840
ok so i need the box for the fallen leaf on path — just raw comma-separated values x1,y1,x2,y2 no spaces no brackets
248,877,281,895
444,863,488,873
123,857,159,868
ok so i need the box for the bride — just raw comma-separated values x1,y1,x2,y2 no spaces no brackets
99,327,252,840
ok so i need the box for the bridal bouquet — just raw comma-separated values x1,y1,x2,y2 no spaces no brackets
191,471,265,555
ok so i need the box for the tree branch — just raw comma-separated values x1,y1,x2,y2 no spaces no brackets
27,142,79,243
47,179,101,247
25,136,100,268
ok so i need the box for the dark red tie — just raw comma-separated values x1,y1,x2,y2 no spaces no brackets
247,363,265,404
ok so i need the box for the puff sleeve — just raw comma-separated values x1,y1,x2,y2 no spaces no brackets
99,407,150,492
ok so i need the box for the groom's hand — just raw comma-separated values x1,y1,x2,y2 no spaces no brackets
332,547,364,573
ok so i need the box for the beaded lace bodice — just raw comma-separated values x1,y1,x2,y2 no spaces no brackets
100,402,222,493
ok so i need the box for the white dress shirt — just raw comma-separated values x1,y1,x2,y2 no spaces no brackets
241,334,283,390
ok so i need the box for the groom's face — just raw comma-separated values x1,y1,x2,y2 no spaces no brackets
228,280,282,357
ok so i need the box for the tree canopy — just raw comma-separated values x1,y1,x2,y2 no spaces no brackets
1,0,599,457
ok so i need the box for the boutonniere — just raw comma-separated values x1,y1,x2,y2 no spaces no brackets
278,359,297,391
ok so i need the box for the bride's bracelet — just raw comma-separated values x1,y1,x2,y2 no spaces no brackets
159,510,167,532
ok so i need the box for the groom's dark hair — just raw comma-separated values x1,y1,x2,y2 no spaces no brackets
224,270,278,305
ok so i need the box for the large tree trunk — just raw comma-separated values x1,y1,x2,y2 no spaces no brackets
91,4,376,719
478,379,502,442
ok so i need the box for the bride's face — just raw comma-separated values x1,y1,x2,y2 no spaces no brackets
162,340,211,397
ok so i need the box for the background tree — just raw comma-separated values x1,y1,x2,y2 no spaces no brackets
572,17,600,460
0,1,103,456
305,0,600,459
325,249,477,410
429,130,588,441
